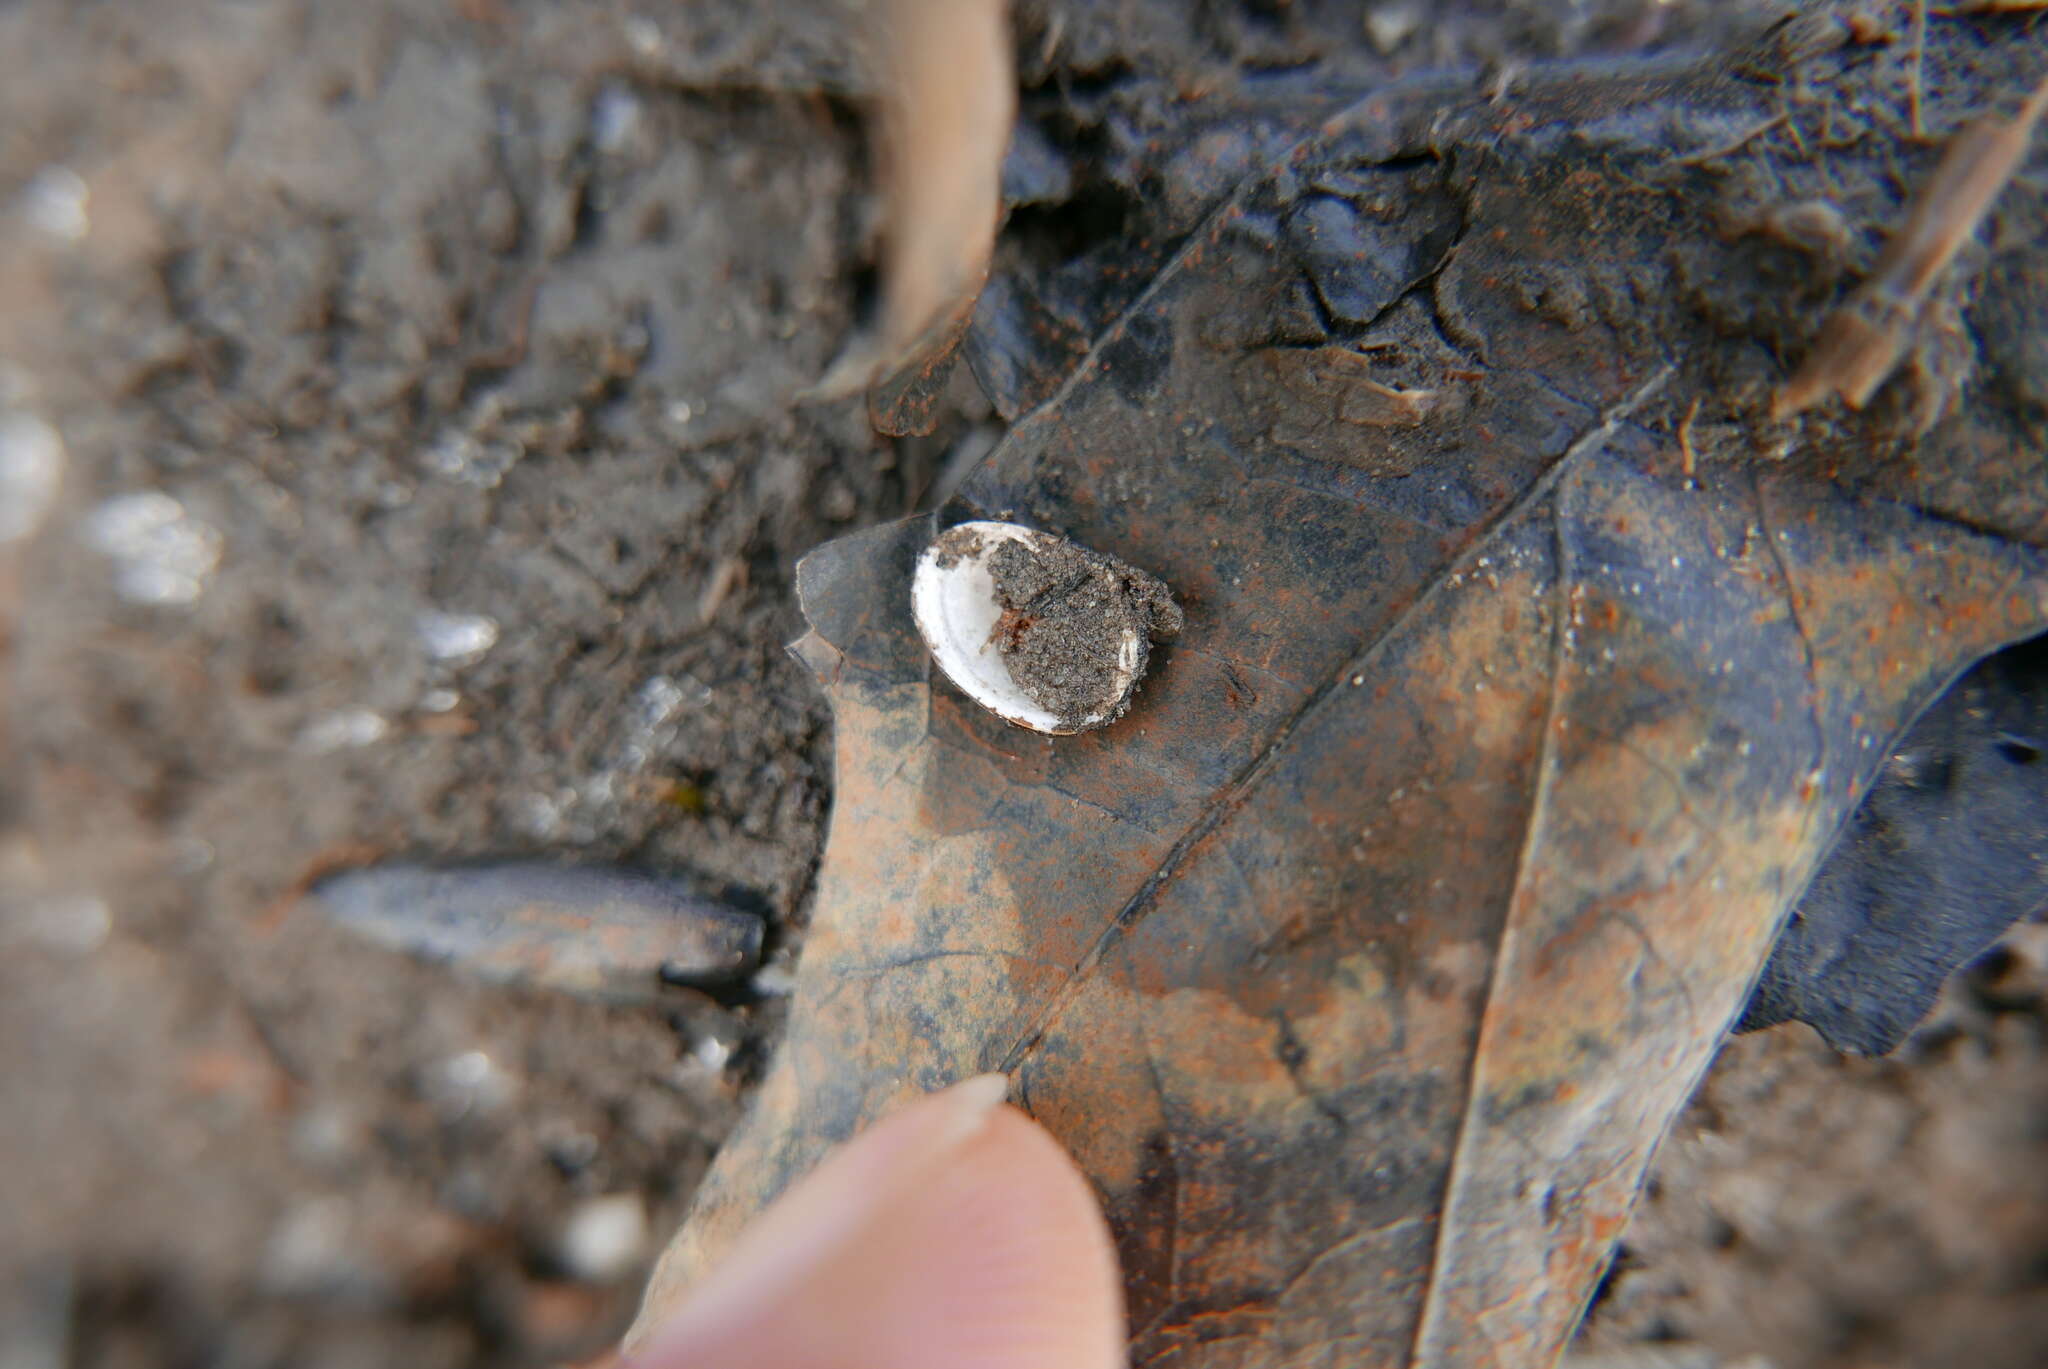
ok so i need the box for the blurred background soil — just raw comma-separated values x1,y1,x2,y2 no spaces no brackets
1,2,2042,1366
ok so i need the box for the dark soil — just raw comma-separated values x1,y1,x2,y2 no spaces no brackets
986,532,1180,729
1,2,2043,1367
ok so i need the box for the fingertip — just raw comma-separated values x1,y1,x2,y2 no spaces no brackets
633,1091,1125,1369
919,1103,1127,1369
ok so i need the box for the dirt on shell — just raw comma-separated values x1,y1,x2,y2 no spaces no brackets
985,534,1181,730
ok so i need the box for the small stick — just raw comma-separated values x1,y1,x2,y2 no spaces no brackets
1674,112,1789,166
1679,397,1702,480
1773,75,2048,420
1909,0,1928,139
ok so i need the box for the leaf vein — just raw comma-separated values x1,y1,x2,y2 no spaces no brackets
998,367,1675,1078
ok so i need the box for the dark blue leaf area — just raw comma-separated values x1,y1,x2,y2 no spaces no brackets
1743,633,2048,1054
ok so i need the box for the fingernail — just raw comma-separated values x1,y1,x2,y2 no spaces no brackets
933,1072,1010,1147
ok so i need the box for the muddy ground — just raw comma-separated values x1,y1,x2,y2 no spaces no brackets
1,2,2044,1366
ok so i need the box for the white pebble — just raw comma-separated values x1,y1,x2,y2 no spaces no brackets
634,675,691,727
751,960,798,997
416,610,499,663
623,15,663,56
260,1197,356,1296
422,430,521,488
1365,5,1421,53
0,412,63,543
299,708,389,753
81,491,222,605
692,1033,733,1072
425,1049,515,1119
591,84,643,153
558,1194,649,1283
19,166,88,242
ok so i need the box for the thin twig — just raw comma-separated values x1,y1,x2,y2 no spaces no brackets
1774,75,2048,419
1679,397,1702,481
1909,0,1928,139
1674,112,1789,166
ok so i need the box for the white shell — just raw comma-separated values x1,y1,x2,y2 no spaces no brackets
911,521,1142,735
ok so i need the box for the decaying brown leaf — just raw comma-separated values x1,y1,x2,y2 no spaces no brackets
1773,75,2048,421
630,21,2048,1369
809,0,1014,430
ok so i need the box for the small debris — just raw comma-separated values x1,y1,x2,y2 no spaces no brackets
416,610,500,663
423,426,522,488
690,1032,734,1072
555,1194,649,1283
420,687,462,713
1844,9,1897,43
590,83,643,154
751,956,799,997
1733,199,1853,261
0,412,64,543
1338,377,1444,428
80,490,222,604
669,997,747,1080
1909,0,1929,136
1773,77,2048,420
310,862,765,1002
1365,4,1422,54
17,166,88,242
299,708,391,753
622,14,664,56
696,556,744,625
261,1197,375,1299
1673,112,1788,166
424,1049,517,1120
1678,397,1701,480
608,674,709,775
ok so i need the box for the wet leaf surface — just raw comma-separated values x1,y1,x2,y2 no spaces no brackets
633,16,2048,1367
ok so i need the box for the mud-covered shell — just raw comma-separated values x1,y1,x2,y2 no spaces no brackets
910,521,1142,735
